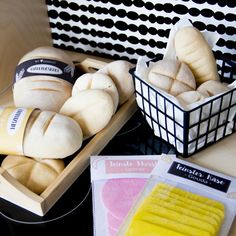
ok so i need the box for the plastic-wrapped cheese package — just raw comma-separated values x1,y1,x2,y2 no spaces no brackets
118,155,236,236
90,155,166,236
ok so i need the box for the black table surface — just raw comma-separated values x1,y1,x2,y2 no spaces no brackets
0,110,175,236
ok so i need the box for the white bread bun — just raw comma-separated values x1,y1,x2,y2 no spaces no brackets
197,80,230,97
148,59,196,96
97,60,134,105
174,26,220,85
72,72,119,114
13,46,74,112
176,91,209,105
23,110,83,159
1,155,65,194
13,78,72,112
60,89,114,139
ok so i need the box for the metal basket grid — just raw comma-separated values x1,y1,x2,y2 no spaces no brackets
132,59,236,157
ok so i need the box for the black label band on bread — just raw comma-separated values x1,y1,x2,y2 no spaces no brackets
14,58,76,84
0,107,34,155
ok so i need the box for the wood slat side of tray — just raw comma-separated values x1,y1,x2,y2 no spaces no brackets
0,167,45,216
40,95,137,215
66,51,112,70
74,57,109,73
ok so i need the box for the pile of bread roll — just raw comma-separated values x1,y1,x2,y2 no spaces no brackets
61,60,134,139
0,46,134,194
147,26,230,106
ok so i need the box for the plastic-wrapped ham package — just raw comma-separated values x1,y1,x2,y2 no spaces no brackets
118,155,236,236
90,155,169,236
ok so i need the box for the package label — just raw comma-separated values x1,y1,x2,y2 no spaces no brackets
168,161,231,193
105,159,157,174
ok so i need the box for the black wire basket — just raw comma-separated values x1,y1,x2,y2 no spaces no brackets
131,58,236,158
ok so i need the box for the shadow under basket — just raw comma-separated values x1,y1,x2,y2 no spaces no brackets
131,59,236,158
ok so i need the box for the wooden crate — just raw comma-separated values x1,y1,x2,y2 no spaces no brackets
0,0,137,216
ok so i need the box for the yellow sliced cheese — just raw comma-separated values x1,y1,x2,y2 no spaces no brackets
134,212,212,236
143,202,217,234
144,198,219,234
123,183,225,236
155,183,225,211
148,191,222,225
152,186,224,219
125,220,188,236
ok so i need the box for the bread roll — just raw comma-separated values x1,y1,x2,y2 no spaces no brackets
197,80,230,97
174,26,220,85
23,110,83,159
97,60,134,105
13,78,72,112
60,89,114,139
13,46,74,112
72,72,119,114
17,46,73,65
176,91,208,105
148,59,196,96
1,155,65,194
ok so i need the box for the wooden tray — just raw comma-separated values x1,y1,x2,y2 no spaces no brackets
0,56,137,216
0,1,137,215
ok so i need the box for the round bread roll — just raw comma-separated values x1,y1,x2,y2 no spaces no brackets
197,80,230,97
174,26,220,85
60,89,114,139
97,60,134,105
148,59,196,96
176,91,209,105
23,110,83,159
72,72,119,114
1,155,65,194
13,46,74,112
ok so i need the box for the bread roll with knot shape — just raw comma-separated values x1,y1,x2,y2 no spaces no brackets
97,60,134,105
60,89,114,139
174,26,220,85
72,72,119,114
1,155,65,194
148,59,196,96
13,46,74,112
23,110,83,159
